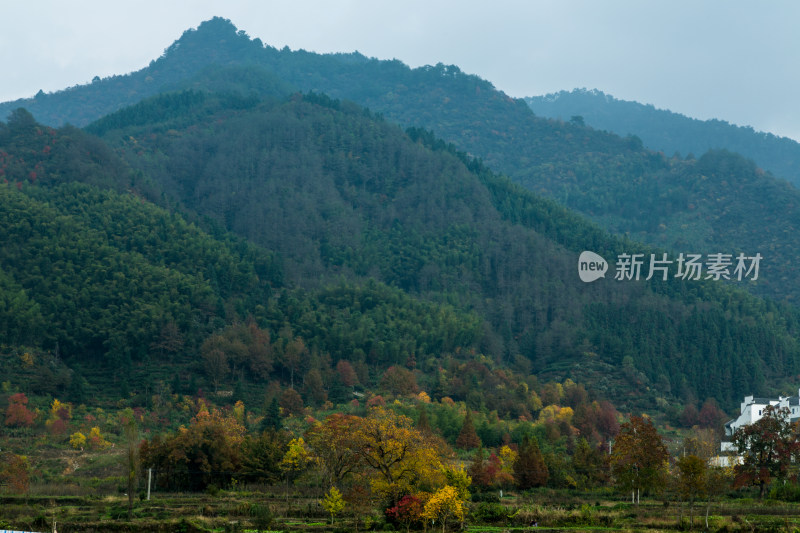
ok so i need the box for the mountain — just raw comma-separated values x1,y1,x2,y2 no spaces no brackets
5,18,800,308
524,88,800,187
80,89,800,409
4,18,800,412
0,110,504,413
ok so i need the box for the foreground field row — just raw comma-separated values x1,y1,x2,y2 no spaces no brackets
4,489,800,532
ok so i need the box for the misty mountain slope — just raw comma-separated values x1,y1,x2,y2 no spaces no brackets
6,18,800,306
83,89,800,407
525,88,800,187
0,18,291,128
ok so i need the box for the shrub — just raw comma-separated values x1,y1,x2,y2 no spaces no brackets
471,502,508,524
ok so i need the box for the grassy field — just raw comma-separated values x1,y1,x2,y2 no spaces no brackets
4,487,800,532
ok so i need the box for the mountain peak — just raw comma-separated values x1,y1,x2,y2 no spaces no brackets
186,16,243,41
163,16,254,57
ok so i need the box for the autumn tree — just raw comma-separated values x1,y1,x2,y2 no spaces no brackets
279,387,305,417
573,400,619,445
0,453,29,493
306,413,362,487
140,403,246,491
201,322,274,383
150,320,184,357
322,486,346,524
89,426,111,449
416,405,432,434
680,404,701,428
202,347,228,393
4,392,35,428
282,337,309,389
380,365,418,396
422,485,466,533
732,405,799,497
303,368,327,407
683,428,720,461
676,454,706,528
336,360,359,388
280,436,313,507
385,493,425,533
698,398,726,430
703,461,734,529
610,415,669,504
46,398,72,436
70,431,87,449
353,407,445,504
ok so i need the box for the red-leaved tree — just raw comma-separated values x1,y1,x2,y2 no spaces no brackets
5,393,35,428
733,405,800,498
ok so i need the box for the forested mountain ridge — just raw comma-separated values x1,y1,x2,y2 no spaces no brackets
73,89,800,409
0,108,499,413
4,18,800,413
4,17,800,306
525,88,800,187
1,91,797,412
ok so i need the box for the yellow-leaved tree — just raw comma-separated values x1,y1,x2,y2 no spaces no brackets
69,431,87,449
280,437,313,506
422,485,466,533
322,486,346,524
353,407,446,505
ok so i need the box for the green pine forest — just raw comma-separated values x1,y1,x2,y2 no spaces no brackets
2,82,799,413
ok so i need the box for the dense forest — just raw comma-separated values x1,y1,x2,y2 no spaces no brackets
525,88,800,187
6,17,800,309
2,87,800,413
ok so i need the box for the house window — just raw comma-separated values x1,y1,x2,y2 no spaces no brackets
759,409,762,415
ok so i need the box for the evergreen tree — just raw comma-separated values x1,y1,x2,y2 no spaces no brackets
513,435,548,489
261,397,282,432
455,409,481,449
416,405,432,434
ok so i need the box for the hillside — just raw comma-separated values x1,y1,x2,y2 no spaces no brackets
0,110,489,412
525,88,800,186
5,18,800,308
77,89,800,410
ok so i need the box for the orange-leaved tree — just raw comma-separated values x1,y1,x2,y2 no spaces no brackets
0,452,30,493
306,413,363,488
611,415,668,504
140,401,246,491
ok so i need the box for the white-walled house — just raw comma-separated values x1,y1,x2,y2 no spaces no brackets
720,391,800,452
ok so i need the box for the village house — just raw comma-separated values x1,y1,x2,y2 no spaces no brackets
720,391,800,452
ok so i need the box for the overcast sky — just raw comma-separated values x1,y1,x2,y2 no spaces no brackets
2,1,799,140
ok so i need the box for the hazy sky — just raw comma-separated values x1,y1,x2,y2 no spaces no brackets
3,1,799,140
